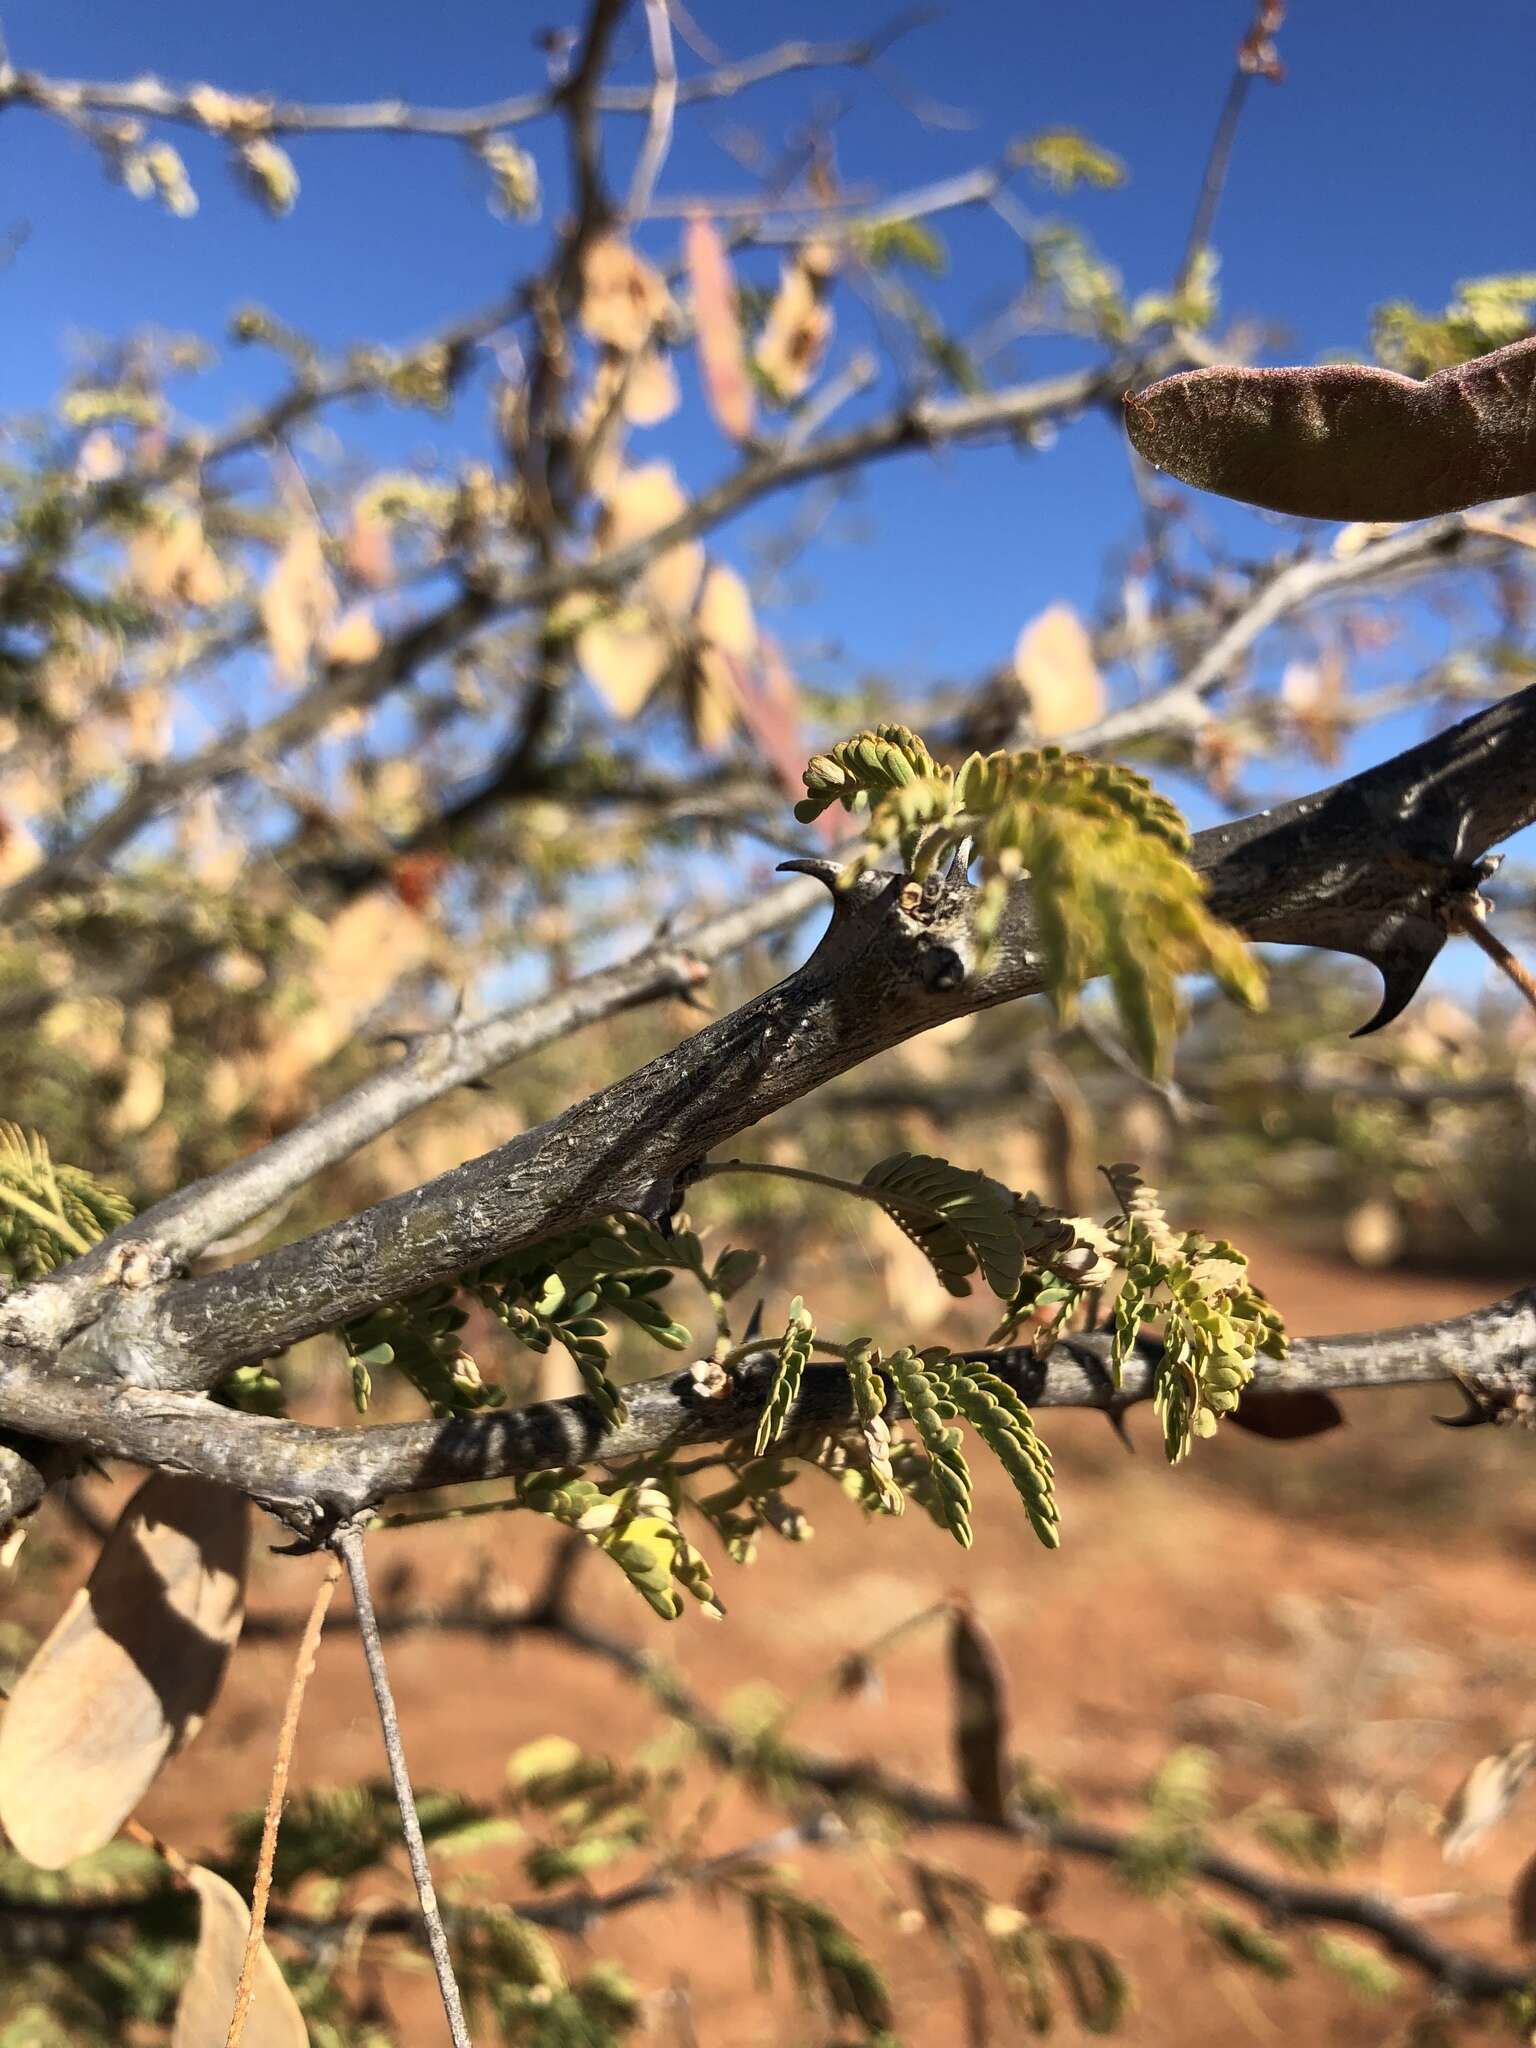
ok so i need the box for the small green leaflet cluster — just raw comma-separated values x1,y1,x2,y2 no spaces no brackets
1118,1745,1215,1897
1373,270,1536,375
473,1218,694,1427
751,1296,814,1456
795,723,1264,1074
344,1215,759,1424
751,1330,1060,1555
887,1348,1059,1551
1103,1164,1286,1463
506,1734,664,1891
845,1338,902,1514
861,1150,1111,1299
732,1868,894,2043
0,1123,132,1280
344,1287,501,1418
515,1469,722,1621
982,1905,1131,2035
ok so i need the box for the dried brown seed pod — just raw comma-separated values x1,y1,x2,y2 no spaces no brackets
1124,334,1536,520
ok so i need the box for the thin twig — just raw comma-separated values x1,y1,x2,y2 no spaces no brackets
626,0,678,219
1450,904,1536,1018
333,1522,473,2048
226,1554,341,2048
1175,1,1283,295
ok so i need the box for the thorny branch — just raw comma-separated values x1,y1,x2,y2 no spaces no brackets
10,673,1531,1387
0,1284,1534,1525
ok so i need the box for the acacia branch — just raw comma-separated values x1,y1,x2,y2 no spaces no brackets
1,1287,1533,1526
23,677,1533,1392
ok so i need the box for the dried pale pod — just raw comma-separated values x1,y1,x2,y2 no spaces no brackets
0,1473,248,1869
172,1863,308,2048
1124,334,1536,520
685,213,755,443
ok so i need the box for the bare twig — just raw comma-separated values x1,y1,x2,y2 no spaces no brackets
1450,902,1536,1018
626,0,678,219
1176,4,1285,295
333,1522,473,2048
226,1554,341,2048
0,31,918,140
5,1279,1536,1525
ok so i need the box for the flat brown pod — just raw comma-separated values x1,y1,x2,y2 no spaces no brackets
0,1472,248,1868
947,1599,1013,1824
1124,334,1536,520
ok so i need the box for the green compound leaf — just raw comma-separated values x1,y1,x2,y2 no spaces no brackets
0,1123,133,1281
937,1361,1060,1550
752,1296,814,1456
342,1288,503,1419
884,1346,973,1547
516,1471,722,1622
735,1872,894,2038
1103,1163,1286,1463
798,727,1264,1076
861,1151,1025,1297
844,1339,903,1515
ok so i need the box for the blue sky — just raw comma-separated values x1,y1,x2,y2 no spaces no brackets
3,1,1535,996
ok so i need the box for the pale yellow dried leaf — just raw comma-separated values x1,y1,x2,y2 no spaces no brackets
260,522,337,683
321,604,383,667
623,347,680,426
204,1055,248,1121
755,250,835,402
264,891,434,1111
105,1053,166,1139
695,563,756,660
173,1863,308,2048
124,683,171,763
39,996,124,1074
578,233,674,354
597,462,704,620
0,1474,248,1868
1012,602,1106,738
0,808,40,888
76,428,124,482
1441,1739,1536,1860
576,611,674,719
689,644,741,754
128,507,228,609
